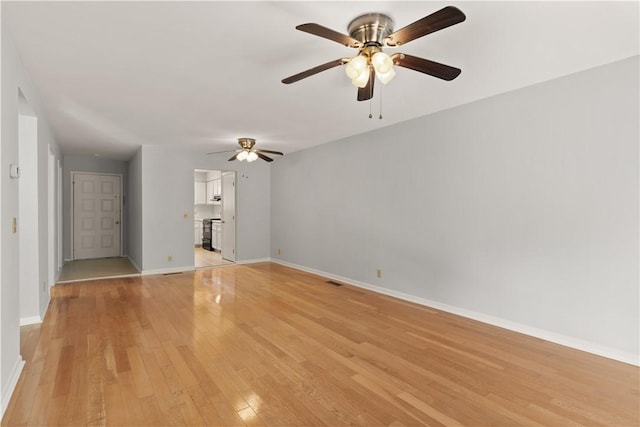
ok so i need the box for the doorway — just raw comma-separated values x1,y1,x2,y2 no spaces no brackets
194,169,236,268
71,172,122,260
18,96,41,325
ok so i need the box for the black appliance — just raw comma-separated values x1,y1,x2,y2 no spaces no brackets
202,218,221,251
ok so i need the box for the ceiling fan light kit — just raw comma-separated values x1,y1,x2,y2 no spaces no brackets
282,6,466,102
208,138,284,163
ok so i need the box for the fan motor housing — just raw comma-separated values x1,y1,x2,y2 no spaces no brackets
348,13,394,46
238,137,256,150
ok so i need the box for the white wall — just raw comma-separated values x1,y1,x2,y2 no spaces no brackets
127,148,142,270
1,15,62,416
62,155,129,260
271,56,639,363
138,145,270,272
18,113,39,324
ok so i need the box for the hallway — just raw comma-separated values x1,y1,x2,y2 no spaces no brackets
57,257,139,283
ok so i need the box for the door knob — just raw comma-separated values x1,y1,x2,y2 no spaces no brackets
115,220,120,225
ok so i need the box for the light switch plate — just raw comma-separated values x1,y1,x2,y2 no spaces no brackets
9,164,20,179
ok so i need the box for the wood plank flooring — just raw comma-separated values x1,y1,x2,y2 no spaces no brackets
2,262,638,426
195,247,234,268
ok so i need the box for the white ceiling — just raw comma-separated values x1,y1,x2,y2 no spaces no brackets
3,1,638,161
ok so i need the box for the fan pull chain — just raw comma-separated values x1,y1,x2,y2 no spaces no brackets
369,97,373,119
379,85,383,120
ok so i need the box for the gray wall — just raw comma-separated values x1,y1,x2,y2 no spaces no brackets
62,155,129,260
1,18,62,414
271,56,639,360
127,148,142,270
138,145,270,272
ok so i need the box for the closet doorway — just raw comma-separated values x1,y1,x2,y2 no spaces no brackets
194,169,236,268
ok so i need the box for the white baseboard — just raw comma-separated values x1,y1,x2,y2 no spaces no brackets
40,292,50,321
19,316,42,326
271,259,639,367
1,356,25,419
143,258,274,276
126,256,142,273
141,266,195,276
236,258,271,265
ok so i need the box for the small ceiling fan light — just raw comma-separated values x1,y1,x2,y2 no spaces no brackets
371,51,393,74
246,151,258,162
349,54,368,72
237,151,248,161
345,61,359,79
352,69,370,88
377,67,396,85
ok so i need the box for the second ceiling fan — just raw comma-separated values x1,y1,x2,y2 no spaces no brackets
282,6,466,101
208,138,283,163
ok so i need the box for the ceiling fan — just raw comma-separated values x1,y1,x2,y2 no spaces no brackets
208,138,284,163
282,6,466,101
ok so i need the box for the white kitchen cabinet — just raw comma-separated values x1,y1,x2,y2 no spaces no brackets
214,223,221,250
194,220,203,245
209,222,220,250
205,180,214,204
194,181,206,205
205,179,222,204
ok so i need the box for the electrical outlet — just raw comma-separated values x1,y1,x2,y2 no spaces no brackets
167,255,173,262
376,269,382,278
277,248,281,255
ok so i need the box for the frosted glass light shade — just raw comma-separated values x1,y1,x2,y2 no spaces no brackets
352,69,370,88
247,151,258,162
345,63,359,79
345,55,368,79
377,68,396,85
372,52,393,74
237,151,248,161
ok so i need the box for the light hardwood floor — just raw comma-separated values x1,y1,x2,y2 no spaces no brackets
195,247,234,268
2,263,638,426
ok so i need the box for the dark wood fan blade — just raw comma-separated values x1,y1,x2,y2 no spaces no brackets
296,23,362,48
256,149,284,156
357,68,375,101
282,59,346,84
391,53,461,81
228,153,240,161
256,152,274,162
208,149,238,155
384,6,466,46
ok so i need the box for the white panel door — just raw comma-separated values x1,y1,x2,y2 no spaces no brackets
73,173,121,260
221,172,236,261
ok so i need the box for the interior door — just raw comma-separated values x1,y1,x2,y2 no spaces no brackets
221,172,236,261
73,172,121,260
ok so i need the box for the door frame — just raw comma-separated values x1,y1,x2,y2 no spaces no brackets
193,168,236,267
48,145,55,287
221,171,236,262
70,171,123,260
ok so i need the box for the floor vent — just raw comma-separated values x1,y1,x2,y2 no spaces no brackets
325,280,343,287
163,272,182,276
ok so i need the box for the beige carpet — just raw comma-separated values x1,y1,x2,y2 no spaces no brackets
57,257,140,283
